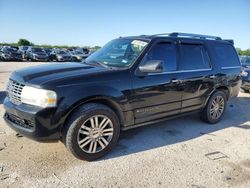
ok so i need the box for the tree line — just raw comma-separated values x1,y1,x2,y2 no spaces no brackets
0,39,101,51
236,48,250,56
1,39,249,56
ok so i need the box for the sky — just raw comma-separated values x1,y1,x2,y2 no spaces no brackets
0,0,249,49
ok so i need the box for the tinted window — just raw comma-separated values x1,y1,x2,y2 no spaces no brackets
244,57,250,65
86,39,148,67
179,44,210,70
32,48,44,53
143,42,176,71
212,44,240,67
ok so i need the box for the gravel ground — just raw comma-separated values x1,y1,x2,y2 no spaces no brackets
0,62,250,188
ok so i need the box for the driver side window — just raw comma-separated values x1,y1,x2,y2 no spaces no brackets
142,42,177,72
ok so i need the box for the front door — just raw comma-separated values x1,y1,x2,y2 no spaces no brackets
131,40,183,124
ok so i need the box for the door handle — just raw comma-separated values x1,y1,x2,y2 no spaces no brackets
172,79,179,83
171,79,183,83
209,75,216,79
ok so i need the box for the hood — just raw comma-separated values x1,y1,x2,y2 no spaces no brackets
11,62,108,86
6,51,21,55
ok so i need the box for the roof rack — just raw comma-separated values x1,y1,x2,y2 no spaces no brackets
154,32,222,40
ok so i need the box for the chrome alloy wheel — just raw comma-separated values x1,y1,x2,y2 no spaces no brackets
210,96,225,120
77,115,114,153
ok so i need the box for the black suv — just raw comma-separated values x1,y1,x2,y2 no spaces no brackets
3,33,241,160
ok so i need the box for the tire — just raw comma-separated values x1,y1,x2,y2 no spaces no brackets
63,103,120,161
201,91,227,124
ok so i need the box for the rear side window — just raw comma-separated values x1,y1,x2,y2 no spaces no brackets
212,44,240,67
179,44,210,70
143,42,176,71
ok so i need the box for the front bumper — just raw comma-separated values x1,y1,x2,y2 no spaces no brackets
3,97,61,142
57,57,72,62
33,56,49,62
4,56,22,61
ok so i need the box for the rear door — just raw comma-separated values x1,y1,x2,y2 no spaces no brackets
177,41,215,113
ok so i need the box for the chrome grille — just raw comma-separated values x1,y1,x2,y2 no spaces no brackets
6,79,25,105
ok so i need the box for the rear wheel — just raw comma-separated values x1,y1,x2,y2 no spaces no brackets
201,91,227,124
63,103,120,161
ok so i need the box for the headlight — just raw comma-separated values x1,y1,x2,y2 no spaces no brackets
21,86,57,108
241,70,248,77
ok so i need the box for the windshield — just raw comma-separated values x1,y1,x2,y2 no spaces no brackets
58,51,67,55
5,48,16,52
85,38,149,68
74,51,83,55
241,56,250,65
32,48,44,53
44,49,51,53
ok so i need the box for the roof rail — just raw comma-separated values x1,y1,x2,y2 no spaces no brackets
152,33,170,36
223,39,234,45
168,32,222,40
153,32,222,40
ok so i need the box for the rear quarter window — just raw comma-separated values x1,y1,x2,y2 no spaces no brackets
212,43,240,67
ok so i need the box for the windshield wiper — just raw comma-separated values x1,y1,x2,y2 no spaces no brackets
84,60,112,69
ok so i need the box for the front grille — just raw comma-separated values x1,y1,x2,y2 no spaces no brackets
5,113,34,130
6,79,25,105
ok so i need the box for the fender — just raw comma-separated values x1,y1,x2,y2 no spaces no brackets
203,85,230,108
55,84,132,129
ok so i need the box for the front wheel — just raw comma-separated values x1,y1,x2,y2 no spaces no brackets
63,103,120,161
201,91,227,124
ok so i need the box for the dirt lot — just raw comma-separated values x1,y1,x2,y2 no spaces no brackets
0,62,250,188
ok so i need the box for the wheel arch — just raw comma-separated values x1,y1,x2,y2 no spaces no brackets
204,85,230,107
62,96,125,134
215,85,230,100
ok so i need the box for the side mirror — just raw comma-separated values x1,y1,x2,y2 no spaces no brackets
139,60,164,74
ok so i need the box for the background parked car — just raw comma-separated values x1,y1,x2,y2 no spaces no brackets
240,56,250,93
43,48,52,55
43,48,54,61
240,56,250,68
53,50,72,62
18,46,30,60
240,67,250,93
26,47,49,61
76,47,89,54
70,50,89,61
0,46,22,61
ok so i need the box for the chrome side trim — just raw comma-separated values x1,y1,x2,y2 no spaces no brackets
148,68,212,75
221,66,241,70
